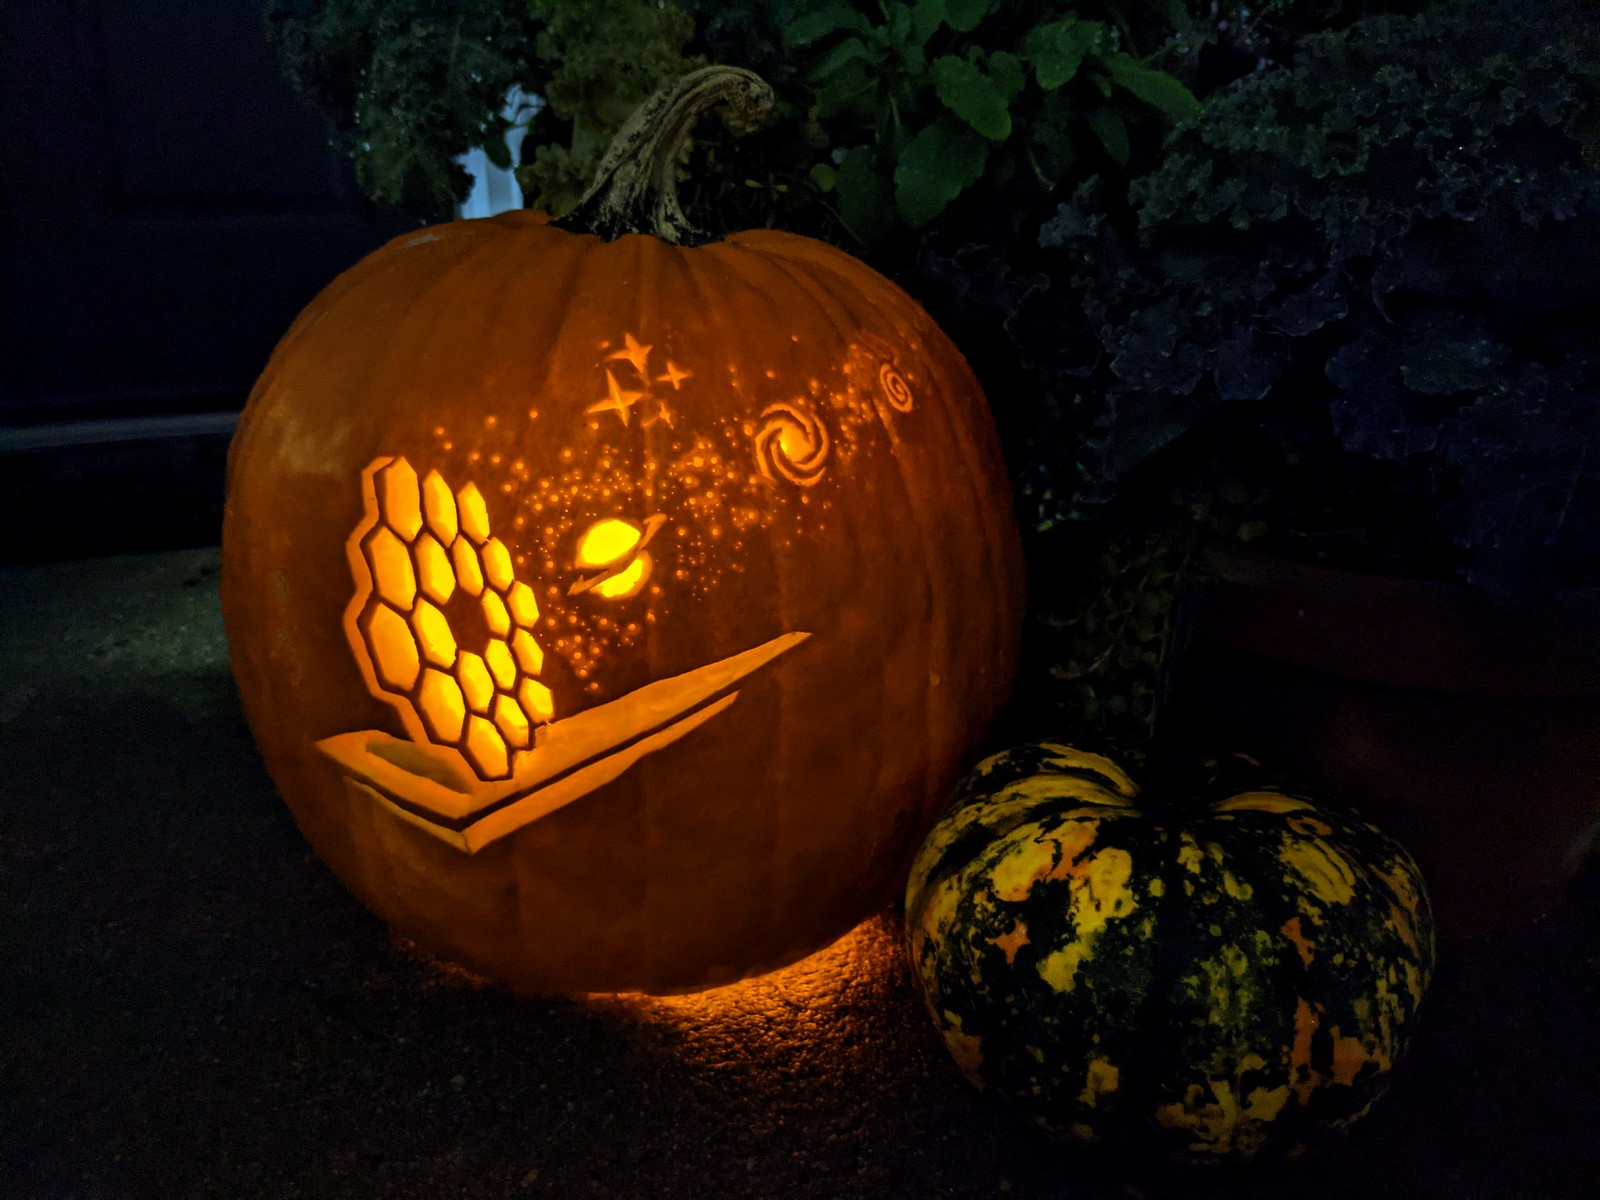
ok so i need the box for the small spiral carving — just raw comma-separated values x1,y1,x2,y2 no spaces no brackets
754,401,830,486
878,361,914,412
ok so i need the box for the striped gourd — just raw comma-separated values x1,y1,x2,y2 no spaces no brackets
905,741,1436,1161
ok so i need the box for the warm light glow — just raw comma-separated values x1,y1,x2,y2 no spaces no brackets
507,581,540,626
518,677,555,723
456,651,495,714
421,469,458,543
482,590,511,638
591,554,649,599
452,537,485,596
347,456,561,785
457,482,491,544
655,359,692,389
364,603,420,689
481,537,514,591
463,712,509,777
332,448,815,847
365,525,416,608
568,514,665,599
587,916,900,1026
574,518,644,570
412,599,458,667
418,667,467,742
510,628,544,674
492,693,531,748
878,361,915,412
586,369,646,425
607,332,653,376
375,457,423,540
415,533,455,603
754,402,829,486
484,637,516,688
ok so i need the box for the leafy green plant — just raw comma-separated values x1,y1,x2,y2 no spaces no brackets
264,0,539,218
1023,0,1600,595
788,0,1199,247
266,0,1202,256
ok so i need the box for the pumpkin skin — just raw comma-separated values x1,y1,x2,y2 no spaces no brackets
221,209,1025,995
904,741,1436,1161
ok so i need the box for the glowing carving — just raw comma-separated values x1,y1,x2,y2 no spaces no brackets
321,455,810,851
878,361,914,413
574,519,649,569
374,457,423,540
585,369,646,425
754,401,830,487
568,513,666,599
421,469,459,542
321,630,809,853
641,400,678,428
457,482,490,543
341,457,558,781
656,360,692,389
607,332,653,376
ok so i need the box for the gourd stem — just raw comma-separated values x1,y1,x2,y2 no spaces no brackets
562,65,775,245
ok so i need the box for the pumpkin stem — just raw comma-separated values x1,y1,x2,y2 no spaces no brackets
563,65,775,244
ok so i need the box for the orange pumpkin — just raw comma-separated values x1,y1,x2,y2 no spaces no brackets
221,68,1024,995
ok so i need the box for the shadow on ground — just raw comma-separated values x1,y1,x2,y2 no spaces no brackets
3,549,1596,1199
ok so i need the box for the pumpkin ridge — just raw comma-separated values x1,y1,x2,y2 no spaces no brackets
732,241,944,831
362,230,530,455
676,239,793,953
1187,822,1312,1150
906,741,1436,1159
676,239,870,940
705,240,914,776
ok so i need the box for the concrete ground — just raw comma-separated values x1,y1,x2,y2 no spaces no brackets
3,546,1597,1199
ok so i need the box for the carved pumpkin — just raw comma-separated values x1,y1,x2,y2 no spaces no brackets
221,68,1025,995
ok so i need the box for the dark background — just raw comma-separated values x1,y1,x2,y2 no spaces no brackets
0,0,410,562
3,7,1597,1199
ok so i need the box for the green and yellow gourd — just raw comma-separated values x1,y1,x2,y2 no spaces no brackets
904,741,1436,1162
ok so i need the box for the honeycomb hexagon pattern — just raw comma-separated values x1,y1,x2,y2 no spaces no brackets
352,456,549,780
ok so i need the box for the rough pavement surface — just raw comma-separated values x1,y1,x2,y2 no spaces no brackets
3,548,1597,1199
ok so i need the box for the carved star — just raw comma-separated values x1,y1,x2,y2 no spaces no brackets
585,369,645,426
655,360,692,390
641,400,678,429
606,332,653,377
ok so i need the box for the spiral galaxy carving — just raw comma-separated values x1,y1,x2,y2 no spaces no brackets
878,361,915,413
754,401,831,486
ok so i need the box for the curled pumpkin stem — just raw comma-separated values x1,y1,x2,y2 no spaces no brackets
564,65,775,245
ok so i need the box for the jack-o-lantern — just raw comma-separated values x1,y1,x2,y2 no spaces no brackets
221,68,1025,994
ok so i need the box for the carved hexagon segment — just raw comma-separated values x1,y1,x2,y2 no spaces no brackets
411,599,457,668
452,537,485,597
361,600,420,691
510,628,545,675
456,651,494,715
457,482,490,545
421,469,459,544
481,537,514,592
417,668,466,743
507,581,539,627
492,692,531,749
374,457,423,541
518,677,555,724
414,531,455,604
481,590,511,638
484,637,517,689
363,524,417,610
462,713,510,779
